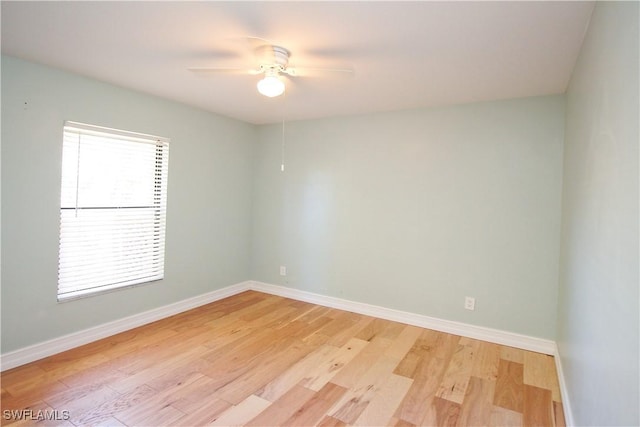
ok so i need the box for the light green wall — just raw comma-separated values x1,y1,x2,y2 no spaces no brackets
251,96,565,339
558,2,639,425
1,56,256,353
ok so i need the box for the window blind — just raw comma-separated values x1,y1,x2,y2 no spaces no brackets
58,121,169,301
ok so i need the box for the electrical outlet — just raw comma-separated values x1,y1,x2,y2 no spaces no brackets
464,296,475,311
280,266,287,276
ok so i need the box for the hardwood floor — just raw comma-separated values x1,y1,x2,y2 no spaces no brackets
1,291,565,426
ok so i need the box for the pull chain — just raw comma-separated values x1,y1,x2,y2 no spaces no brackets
280,89,287,172
281,117,285,172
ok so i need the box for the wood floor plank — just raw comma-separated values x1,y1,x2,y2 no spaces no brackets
470,342,500,381
113,332,212,376
301,337,370,392
200,296,292,337
393,350,421,379
68,385,156,426
288,306,333,329
493,359,524,413
331,324,422,388
435,337,479,404
168,398,232,426
79,325,179,363
489,406,523,426
201,322,278,363
113,373,204,425
2,367,79,398
522,384,553,427
257,344,339,401
499,346,525,364
55,330,179,389
380,320,410,341
92,416,127,427
420,397,462,426
394,331,459,425
355,317,404,342
163,309,226,334
302,331,333,348
55,386,120,425
262,303,318,330
143,357,210,393
246,385,316,426
34,351,110,375
199,326,296,388
317,415,348,427
208,293,273,318
554,401,566,427
43,379,119,410
119,404,185,427
213,339,314,405
262,305,305,328
163,375,228,414
456,376,495,427
0,292,564,427
394,329,441,379
239,299,296,322
352,373,413,426
109,345,210,394
394,418,417,427
523,351,561,402
281,383,348,427
305,311,360,345
385,325,425,362
208,394,271,427
329,353,401,424
330,337,391,389
57,364,129,393
324,315,373,347
1,364,50,387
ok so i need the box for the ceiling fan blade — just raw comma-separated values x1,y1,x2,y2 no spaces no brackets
285,66,354,78
187,67,259,76
246,36,273,49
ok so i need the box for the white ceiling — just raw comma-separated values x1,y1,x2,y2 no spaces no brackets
1,1,594,125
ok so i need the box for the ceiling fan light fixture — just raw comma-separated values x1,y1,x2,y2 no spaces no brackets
257,75,285,97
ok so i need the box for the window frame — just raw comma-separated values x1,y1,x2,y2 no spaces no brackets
57,121,170,302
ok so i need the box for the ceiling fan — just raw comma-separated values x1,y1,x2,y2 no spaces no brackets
188,39,353,97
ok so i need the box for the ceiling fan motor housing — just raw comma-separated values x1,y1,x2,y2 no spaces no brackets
256,45,291,75
272,46,290,66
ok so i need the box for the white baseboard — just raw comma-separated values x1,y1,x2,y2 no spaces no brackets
1,279,558,373
553,344,574,426
248,281,557,355
0,281,251,371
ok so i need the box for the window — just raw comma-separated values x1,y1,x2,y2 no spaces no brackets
58,121,169,301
